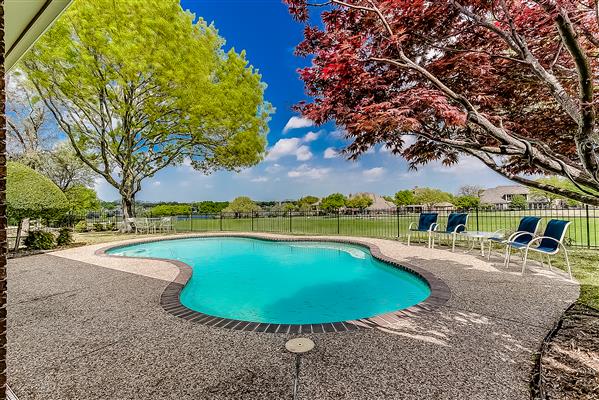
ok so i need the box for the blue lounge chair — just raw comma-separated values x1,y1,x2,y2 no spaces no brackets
407,212,438,248
506,219,572,278
432,212,468,252
487,216,542,261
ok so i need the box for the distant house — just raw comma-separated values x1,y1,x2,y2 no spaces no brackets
347,192,396,212
480,185,550,210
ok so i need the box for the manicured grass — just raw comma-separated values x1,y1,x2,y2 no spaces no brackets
172,211,599,248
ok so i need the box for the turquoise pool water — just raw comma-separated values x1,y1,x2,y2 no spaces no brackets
108,237,430,324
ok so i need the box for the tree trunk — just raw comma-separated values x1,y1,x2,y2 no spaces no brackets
0,2,8,398
120,194,135,232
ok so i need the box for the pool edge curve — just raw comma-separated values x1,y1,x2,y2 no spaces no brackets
95,234,451,334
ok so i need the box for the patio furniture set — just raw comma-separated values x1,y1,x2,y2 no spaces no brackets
124,217,176,234
407,212,572,278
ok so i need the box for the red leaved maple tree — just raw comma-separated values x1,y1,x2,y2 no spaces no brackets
285,0,599,205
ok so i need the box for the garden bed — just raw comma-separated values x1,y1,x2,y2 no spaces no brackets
532,303,599,400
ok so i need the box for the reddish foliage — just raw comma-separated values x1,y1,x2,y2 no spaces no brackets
286,0,599,203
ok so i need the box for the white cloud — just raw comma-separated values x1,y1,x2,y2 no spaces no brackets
152,181,161,186
303,131,320,142
324,147,339,159
288,164,330,179
432,156,485,174
363,167,386,181
265,163,283,174
283,116,314,133
266,138,313,162
379,145,391,153
250,176,269,183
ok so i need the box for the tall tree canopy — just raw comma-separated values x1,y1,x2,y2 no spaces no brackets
21,0,270,220
286,0,599,205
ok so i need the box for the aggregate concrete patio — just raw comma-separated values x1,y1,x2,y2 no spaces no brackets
8,233,579,400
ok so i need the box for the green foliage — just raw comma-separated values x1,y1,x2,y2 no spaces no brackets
394,190,416,206
38,142,97,191
7,161,69,222
532,176,598,206
74,220,89,233
346,194,373,210
298,196,319,206
320,193,346,211
56,228,74,246
150,204,192,216
65,185,100,213
413,188,452,207
223,197,261,213
196,201,229,214
509,195,528,210
22,0,271,216
453,195,480,210
24,230,55,250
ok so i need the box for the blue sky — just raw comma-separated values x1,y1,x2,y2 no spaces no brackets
96,0,512,202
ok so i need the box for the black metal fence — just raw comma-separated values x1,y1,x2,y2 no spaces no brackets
54,206,599,249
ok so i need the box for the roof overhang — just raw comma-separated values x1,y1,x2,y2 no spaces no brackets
5,0,73,71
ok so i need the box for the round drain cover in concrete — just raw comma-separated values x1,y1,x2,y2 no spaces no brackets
285,338,315,354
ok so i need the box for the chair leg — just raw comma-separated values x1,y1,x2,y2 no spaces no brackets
547,255,552,271
564,249,572,280
487,241,493,261
407,232,411,246
522,248,529,275
451,234,456,252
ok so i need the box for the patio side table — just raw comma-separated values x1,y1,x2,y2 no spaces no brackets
459,231,504,257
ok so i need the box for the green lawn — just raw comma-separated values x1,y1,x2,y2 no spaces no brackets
172,211,599,248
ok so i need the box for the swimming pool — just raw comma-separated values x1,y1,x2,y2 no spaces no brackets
107,237,431,325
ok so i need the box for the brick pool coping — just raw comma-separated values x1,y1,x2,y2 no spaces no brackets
95,234,450,333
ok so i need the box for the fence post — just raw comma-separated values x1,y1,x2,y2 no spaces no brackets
220,213,223,231
251,211,254,231
396,207,400,238
586,204,591,249
289,211,292,233
337,210,340,234
189,211,193,232
475,207,480,231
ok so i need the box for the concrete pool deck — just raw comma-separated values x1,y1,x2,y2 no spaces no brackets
8,233,579,399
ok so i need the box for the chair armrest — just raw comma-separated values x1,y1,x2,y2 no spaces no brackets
429,223,438,232
508,231,534,242
408,222,416,230
452,224,466,234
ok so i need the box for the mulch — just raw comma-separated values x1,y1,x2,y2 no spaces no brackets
532,303,599,399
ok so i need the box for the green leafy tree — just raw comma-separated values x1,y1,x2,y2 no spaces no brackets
223,197,261,213
149,204,191,216
531,176,598,207
394,190,416,206
346,194,373,211
196,201,229,214
7,162,69,250
39,143,96,191
453,195,480,210
413,188,452,208
21,0,270,224
509,195,528,210
298,195,319,211
320,193,346,212
65,185,101,214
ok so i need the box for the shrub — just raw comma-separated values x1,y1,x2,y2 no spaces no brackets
24,230,55,250
74,220,88,232
56,228,74,246
93,222,106,231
